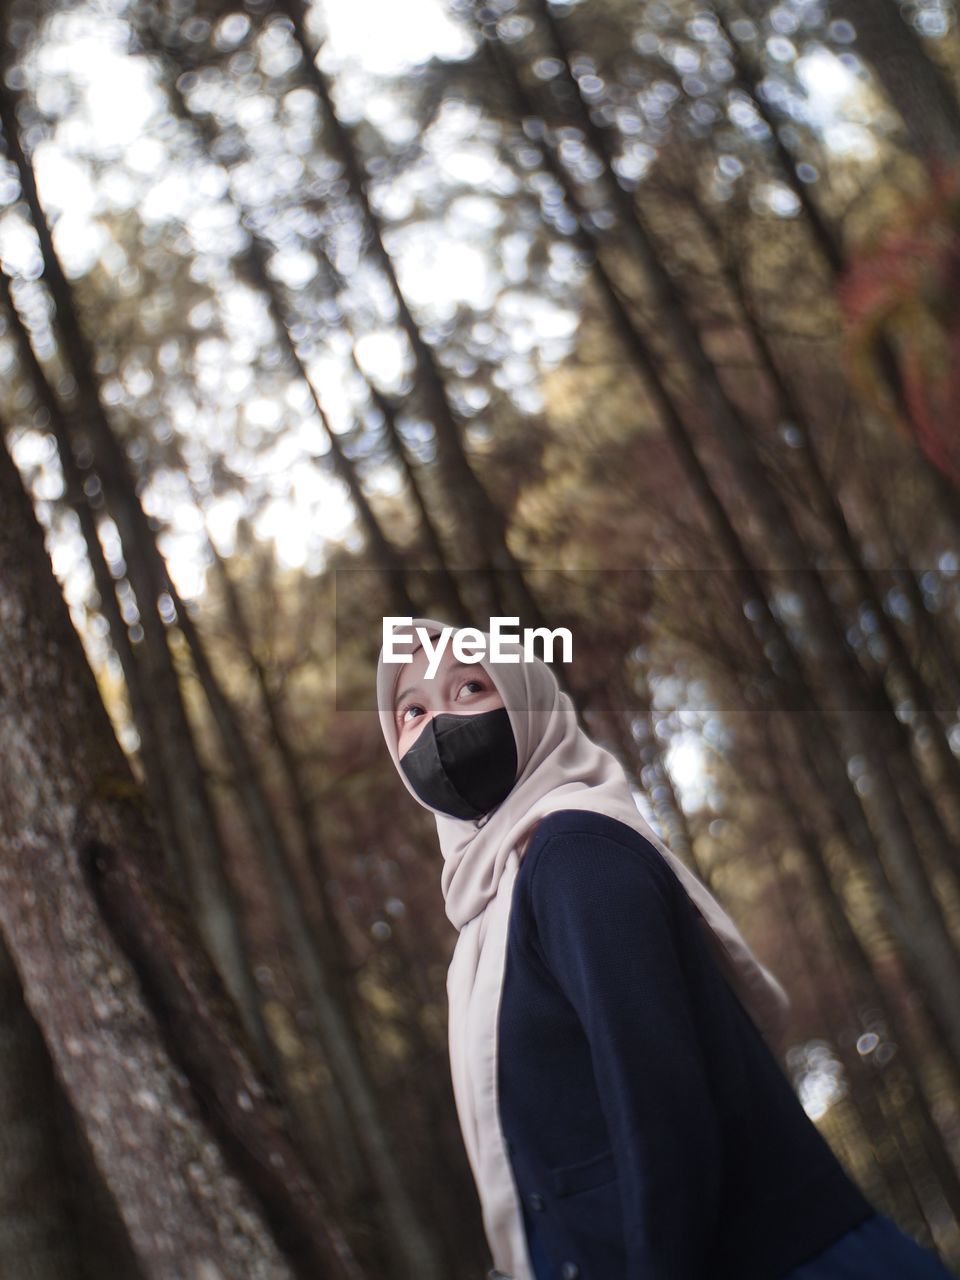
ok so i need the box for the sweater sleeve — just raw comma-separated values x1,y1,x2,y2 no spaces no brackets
528,827,724,1280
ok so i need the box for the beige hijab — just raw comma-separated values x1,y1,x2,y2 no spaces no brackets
377,616,790,1280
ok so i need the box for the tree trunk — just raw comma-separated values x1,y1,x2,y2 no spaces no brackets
238,234,418,619
0,932,85,1280
0,426,361,1279
487,8,960,1068
149,561,445,1280
682,185,960,851
279,0,557,635
0,85,271,1062
713,1,960,534
0,930,147,1280
0,267,184,883
760,712,960,1226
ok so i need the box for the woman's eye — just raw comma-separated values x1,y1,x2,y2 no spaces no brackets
400,704,424,725
458,680,485,698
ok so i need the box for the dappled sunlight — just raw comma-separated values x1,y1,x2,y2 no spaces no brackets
788,1040,849,1122
321,0,474,76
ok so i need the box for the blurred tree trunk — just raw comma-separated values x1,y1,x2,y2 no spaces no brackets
314,243,471,621
745,826,903,1217
178,496,374,1210
713,1,960,545
482,6,960,1069
710,1,845,274
0,427,362,1280
2,71,453,1280
534,0,960,891
0,268,183,883
598,664,697,864
140,15,467,625
360,376,470,619
679,183,960,844
476,21,880,860
279,0,555,632
136,4,569,689
732,0,960,170
828,0,960,166
0,83,271,1062
856,446,960,718
98,518,438,1279
152,545,446,1280
759,712,960,1227
238,231,418,619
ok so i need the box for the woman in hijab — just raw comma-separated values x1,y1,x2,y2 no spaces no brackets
376,616,957,1280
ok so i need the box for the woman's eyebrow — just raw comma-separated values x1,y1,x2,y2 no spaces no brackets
394,661,486,710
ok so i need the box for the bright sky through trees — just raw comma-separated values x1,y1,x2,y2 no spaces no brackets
1,0,870,814
4,0,863,611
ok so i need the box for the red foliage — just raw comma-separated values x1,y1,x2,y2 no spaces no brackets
838,164,960,488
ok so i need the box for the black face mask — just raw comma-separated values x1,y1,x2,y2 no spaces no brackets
399,706,518,821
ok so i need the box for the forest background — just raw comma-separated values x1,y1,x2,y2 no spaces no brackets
2,0,960,1276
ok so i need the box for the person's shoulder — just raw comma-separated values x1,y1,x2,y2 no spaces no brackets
525,807,663,862
522,807,671,896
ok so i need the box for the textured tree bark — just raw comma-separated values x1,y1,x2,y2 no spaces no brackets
0,931,84,1280
0,931,145,1280
0,429,361,1279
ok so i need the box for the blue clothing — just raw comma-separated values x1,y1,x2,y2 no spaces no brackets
518,1208,958,1280
496,809,878,1280
784,1210,957,1278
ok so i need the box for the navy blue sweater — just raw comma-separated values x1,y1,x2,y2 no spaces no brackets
496,809,874,1280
